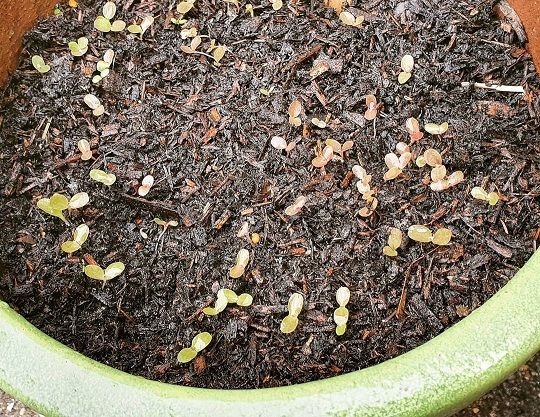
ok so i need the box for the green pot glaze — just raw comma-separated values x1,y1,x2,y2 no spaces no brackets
1,249,538,417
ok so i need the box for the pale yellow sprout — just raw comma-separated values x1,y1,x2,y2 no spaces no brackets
180,27,198,39
154,218,179,231
61,224,89,254
325,138,354,159
405,117,423,141
284,195,307,216
311,118,327,128
280,292,304,333
93,2,126,32
424,122,449,135
383,227,402,257
334,286,350,335
471,186,500,206
37,192,89,222
270,136,295,153
339,11,364,27
408,225,452,246
312,145,334,168
177,332,212,363
288,100,302,127
229,248,250,278
177,0,195,14
78,139,92,160
31,55,50,73
398,55,414,84
203,288,253,316
68,37,88,57
352,165,377,217
245,3,254,16
364,95,378,120
83,94,105,117
251,233,260,245
127,15,154,37
270,0,283,10
138,175,154,197
93,49,115,84
89,169,116,186
384,142,412,181
84,262,125,281
430,171,464,191
181,36,202,54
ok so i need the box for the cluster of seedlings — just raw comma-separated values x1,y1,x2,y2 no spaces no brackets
29,0,507,368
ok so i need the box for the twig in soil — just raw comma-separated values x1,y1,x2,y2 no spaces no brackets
461,82,525,93
54,150,98,169
119,193,181,216
283,44,322,88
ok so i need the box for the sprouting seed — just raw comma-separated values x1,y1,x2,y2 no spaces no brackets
288,100,302,127
31,55,51,73
251,233,260,245
78,139,93,160
270,0,283,11
180,27,198,39
352,165,377,217
339,11,364,27
203,288,253,316
93,49,115,84
312,145,334,168
325,138,354,159
61,223,90,254
284,195,307,216
127,15,154,37
408,225,452,246
424,122,449,135
245,3,254,16
68,37,89,57
37,192,89,222
280,292,303,334
311,117,327,128
416,148,442,168
430,171,464,191
181,36,202,54
270,136,295,152
83,94,105,117
334,286,350,336
383,227,403,257
177,332,212,364
415,149,464,191
212,46,226,65
154,218,179,231
405,117,423,142
94,2,126,32
84,261,125,282
177,0,195,14
398,55,414,84
364,95,378,120
138,175,154,197
384,142,412,181
471,186,500,206
202,291,229,316
89,169,116,186
229,248,250,278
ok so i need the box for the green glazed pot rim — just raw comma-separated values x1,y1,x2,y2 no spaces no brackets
1,249,539,417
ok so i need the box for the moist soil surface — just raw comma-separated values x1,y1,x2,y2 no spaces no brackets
0,0,539,389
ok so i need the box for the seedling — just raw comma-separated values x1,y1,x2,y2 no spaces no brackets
311,117,327,128
270,0,283,11
415,149,464,191
180,36,202,54
284,195,307,216
339,11,364,27
154,218,179,231
83,94,105,117
288,100,302,127
383,227,403,257
78,139,92,160
430,171,464,191
31,55,50,73
251,233,260,245
127,15,154,37
424,122,449,135
94,2,126,32
352,165,377,217
138,175,154,197
280,292,303,334
334,286,350,335
180,27,197,39
84,261,125,281
37,192,89,222
92,49,114,84
325,138,354,159
398,54,414,84
271,136,295,153
68,37,88,57
364,95,378,120
245,3,254,16
89,169,116,185
405,117,423,142
61,224,89,254
210,45,227,65
415,148,442,168
471,186,500,206
177,0,195,14
177,332,212,363
203,288,253,316
229,248,250,278
384,142,412,181
408,225,452,246
312,144,334,168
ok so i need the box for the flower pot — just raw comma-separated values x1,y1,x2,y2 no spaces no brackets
0,1,539,416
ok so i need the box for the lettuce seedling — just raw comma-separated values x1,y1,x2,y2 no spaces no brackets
424,122,449,135
312,145,334,168
84,261,125,281
203,288,253,316
408,225,452,246
325,138,354,159
78,139,93,160
138,175,154,197
154,218,179,231
245,3,254,16
311,117,327,128
288,100,302,127
229,248,250,278
94,2,126,32
89,169,116,186
271,136,296,153
384,142,412,181
398,55,414,84
177,332,212,363
471,186,499,206
93,49,114,84
405,117,423,142
284,195,307,216
270,0,283,11
416,149,464,191
31,55,50,73
127,15,154,37
383,227,403,257
280,292,303,334
84,94,105,117
339,11,364,27
364,95,378,120
352,165,378,217
68,37,89,57
177,0,196,14
37,192,89,222
61,224,90,254
334,286,350,335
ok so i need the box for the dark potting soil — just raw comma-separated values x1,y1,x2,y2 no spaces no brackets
0,0,539,389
